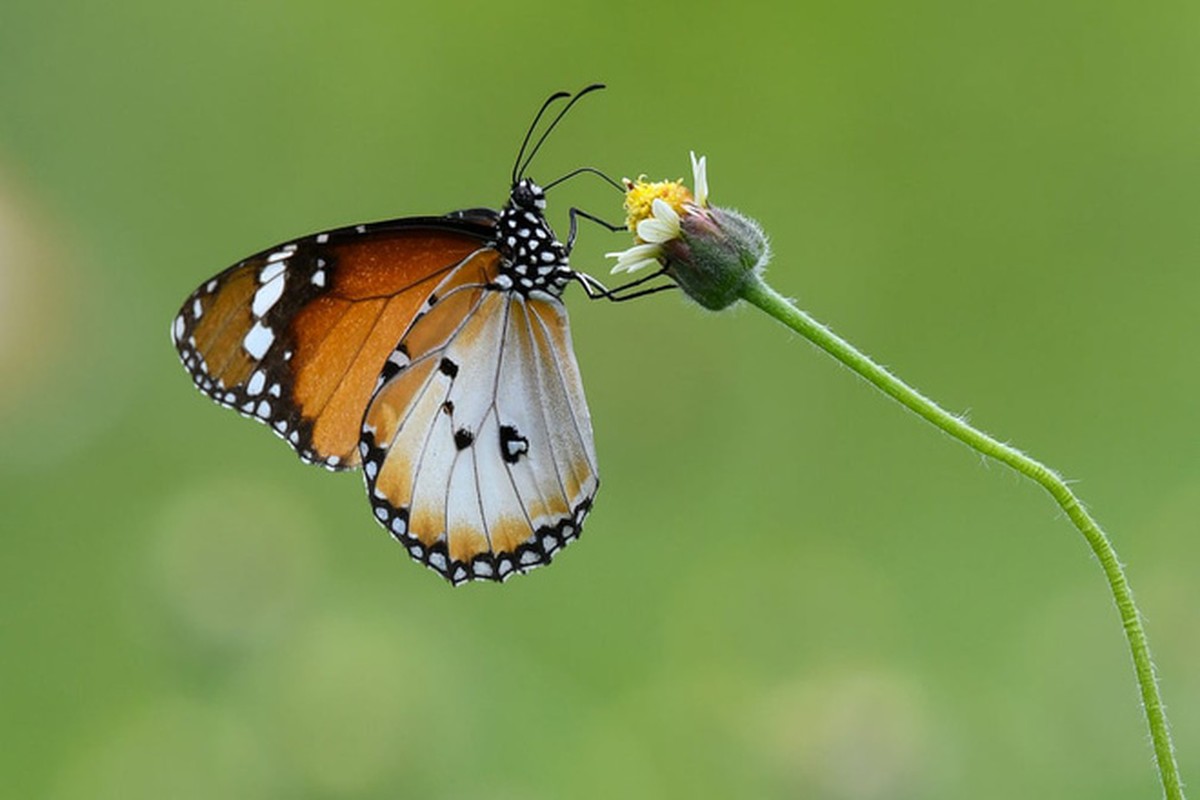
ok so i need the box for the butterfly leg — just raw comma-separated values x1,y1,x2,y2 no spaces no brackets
566,208,626,254
573,269,677,302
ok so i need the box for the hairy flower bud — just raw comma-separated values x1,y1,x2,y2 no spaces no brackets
665,204,770,310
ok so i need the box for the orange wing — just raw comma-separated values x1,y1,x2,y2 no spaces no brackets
172,220,501,469
360,272,599,585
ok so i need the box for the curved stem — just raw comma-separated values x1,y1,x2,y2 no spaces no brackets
739,275,1184,800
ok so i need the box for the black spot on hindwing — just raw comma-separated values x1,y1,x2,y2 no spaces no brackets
499,425,529,464
439,357,459,378
454,428,474,450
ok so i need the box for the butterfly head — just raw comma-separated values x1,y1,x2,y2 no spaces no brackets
509,178,547,212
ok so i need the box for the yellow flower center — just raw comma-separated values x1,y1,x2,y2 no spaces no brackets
622,176,693,231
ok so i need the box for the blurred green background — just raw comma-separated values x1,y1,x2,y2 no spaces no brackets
2,1,1197,797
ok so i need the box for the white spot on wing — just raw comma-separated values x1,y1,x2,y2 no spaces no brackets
252,274,286,317
266,246,295,263
311,270,326,287
246,371,266,396
260,260,286,284
243,320,275,359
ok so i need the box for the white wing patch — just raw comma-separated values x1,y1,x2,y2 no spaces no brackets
361,272,598,585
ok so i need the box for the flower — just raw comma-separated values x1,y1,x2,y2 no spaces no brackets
623,177,694,232
607,151,708,275
606,152,770,310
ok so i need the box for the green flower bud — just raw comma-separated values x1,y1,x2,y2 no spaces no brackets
665,204,770,310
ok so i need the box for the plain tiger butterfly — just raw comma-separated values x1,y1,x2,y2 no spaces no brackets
171,85,670,585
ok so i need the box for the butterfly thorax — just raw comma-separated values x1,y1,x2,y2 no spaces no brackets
492,179,572,298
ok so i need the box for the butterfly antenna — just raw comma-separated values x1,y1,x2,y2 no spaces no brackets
517,83,606,182
512,91,571,187
543,166,624,193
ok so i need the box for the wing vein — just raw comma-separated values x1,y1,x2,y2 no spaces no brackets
530,304,597,475
304,299,390,419
333,246,495,302
471,439,492,553
521,299,571,507
489,300,538,534
476,296,515,549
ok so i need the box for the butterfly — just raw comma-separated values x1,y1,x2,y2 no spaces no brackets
171,85,670,585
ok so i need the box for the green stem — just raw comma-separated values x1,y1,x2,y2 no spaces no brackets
740,275,1184,800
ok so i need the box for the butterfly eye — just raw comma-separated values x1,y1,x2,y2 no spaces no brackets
511,179,546,211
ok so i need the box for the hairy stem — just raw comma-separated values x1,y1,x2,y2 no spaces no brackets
740,275,1183,799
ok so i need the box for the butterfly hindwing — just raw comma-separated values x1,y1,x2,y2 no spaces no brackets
360,261,599,584
171,218,497,470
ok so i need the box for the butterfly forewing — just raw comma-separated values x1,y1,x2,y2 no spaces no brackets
361,265,599,584
171,220,496,470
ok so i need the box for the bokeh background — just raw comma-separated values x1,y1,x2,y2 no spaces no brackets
3,1,1198,798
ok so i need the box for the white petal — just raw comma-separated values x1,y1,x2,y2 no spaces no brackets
605,242,659,262
610,257,661,275
606,242,663,274
636,218,674,243
690,151,709,207
637,200,681,243
652,197,680,225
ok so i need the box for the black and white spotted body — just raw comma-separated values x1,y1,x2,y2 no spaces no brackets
492,179,573,298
